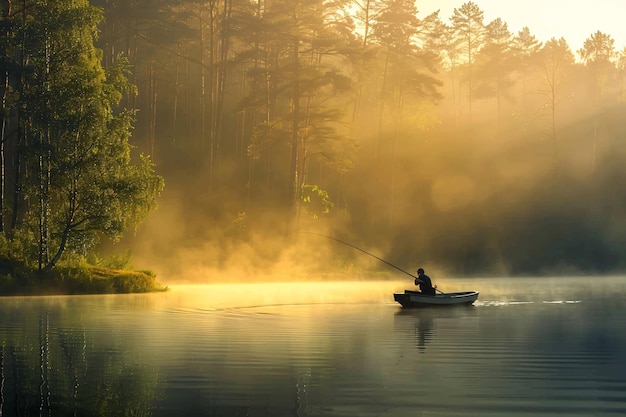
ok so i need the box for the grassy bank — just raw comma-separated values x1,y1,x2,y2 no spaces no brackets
0,258,167,296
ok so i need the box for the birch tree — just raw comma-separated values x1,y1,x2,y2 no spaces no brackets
1,0,163,270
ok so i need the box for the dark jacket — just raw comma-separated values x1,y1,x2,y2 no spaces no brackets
415,274,435,295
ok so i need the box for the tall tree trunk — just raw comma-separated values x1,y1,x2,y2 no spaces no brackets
207,1,215,192
142,65,157,157
0,0,11,234
289,38,300,206
37,148,51,270
450,61,460,127
11,0,28,232
375,47,390,160
551,74,557,163
389,84,404,227
173,43,180,148
10,118,23,232
467,40,473,120
0,98,5,234
45,102,83,273
262,50,272,191
295,49,317,225
43,177,77,272
351,0,372,129
212,0,232,186
38,31,52,271
199,9,207,162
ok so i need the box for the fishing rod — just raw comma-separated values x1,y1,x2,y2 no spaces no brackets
306,232,444,294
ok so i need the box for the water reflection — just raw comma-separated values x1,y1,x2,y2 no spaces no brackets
0,299,162,417
394,307,479,352
0,278,625,416
394,309,434,352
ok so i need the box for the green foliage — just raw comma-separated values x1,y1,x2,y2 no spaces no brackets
248,120,290,160
0,0,164,272
0,230,38,266
301,184,334,219
0,257,166,296
93,251,133,270
103,56,138,103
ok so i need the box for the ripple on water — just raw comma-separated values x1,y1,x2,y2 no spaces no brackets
1,278,626,417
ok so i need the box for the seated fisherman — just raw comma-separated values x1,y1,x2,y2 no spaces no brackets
414,268,436,295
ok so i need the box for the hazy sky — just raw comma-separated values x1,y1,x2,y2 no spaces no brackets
418,0,626,52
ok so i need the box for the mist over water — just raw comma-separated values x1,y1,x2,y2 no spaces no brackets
84,1,626,282
1,276,625,416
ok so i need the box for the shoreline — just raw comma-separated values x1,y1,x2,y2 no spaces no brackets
0,260,167,296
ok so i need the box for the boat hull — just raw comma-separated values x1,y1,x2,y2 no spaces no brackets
394,290,479,308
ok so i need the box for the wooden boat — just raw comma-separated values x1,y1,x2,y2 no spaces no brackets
394,290,479,308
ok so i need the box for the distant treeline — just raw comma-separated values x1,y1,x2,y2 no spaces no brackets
94,0,626,276
21,0,626,276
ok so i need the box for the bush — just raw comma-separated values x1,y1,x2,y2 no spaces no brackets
0,230,166,295
0,229,38,265
0,259,166,295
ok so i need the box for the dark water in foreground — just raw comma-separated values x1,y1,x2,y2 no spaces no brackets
1,277,626,416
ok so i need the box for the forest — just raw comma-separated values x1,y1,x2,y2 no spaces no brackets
5,0,626,282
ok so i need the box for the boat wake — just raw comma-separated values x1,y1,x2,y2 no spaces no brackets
476,299,582,307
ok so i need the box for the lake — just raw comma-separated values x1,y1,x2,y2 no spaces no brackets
1,276,625,416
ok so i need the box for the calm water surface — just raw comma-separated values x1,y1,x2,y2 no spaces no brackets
1,276,626,416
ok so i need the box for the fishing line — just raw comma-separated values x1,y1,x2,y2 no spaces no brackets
305,232,444,294
305,231,416,278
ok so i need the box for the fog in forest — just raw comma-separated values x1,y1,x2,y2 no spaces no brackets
93,1,626,283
